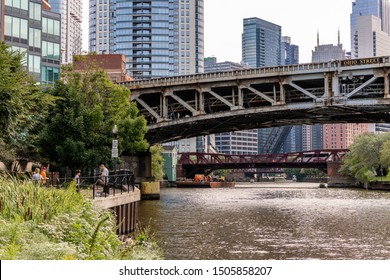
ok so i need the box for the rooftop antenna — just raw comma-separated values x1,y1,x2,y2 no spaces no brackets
317,30,320,46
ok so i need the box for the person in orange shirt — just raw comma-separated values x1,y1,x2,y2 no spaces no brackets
41,166,47,186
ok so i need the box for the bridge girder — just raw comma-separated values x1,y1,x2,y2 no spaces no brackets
122,57,390,144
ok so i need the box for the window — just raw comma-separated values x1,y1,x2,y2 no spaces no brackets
29,28,41,48
28,55,40,73
5,0,28,10
42,66,60,84
29,2,41,21
5,16,28,39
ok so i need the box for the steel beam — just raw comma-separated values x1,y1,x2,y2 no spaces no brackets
288,81,319,100
206,89,235,109
247,86,276,105
346,76,378,98
165,91,197,116
134,97,163,122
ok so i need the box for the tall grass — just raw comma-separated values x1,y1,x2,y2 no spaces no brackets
0,176,163,260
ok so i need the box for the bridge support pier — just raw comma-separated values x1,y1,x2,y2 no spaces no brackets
327,161,358,188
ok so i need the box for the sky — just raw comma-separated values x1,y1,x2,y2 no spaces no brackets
81,0,354,63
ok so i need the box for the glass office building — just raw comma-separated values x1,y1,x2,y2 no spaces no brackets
1,0,61,84
89,0,204,79
242,17,281,68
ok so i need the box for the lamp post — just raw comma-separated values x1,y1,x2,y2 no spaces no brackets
112,125,118,189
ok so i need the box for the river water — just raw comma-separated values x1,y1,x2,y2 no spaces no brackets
138,182,390,260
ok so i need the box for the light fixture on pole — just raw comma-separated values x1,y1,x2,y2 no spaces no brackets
112,125,119,189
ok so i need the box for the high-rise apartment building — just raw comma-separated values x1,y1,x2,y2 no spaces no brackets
1,0,61,84
351,0,390,58
48,0,82,64
89,0,204,79
242,17,281,68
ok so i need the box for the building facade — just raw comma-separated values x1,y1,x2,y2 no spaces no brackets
351,0,390,58
1,0,61,84
216,130,258,155
89,0,204,79
323,123,370,149
242,17,281,68
354,15,390,57
48,0,82,64
73,53,132,82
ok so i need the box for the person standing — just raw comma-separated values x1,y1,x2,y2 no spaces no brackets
32,168,42,185
98,164,109,195
75,169,81,192
41,166,47,186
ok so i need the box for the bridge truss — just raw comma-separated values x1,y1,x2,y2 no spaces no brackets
177,149,348,178
122,57,390,144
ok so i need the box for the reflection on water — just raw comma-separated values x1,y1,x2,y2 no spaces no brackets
138,183,390,260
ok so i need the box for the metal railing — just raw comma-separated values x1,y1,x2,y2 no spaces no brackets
45,172,137,199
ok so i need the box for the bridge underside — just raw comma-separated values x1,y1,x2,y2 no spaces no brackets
146,104,390,144
123,57,390,144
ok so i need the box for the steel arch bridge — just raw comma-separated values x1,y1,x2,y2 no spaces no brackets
121,56,390,144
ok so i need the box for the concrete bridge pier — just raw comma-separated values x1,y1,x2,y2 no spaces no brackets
327,161,358,188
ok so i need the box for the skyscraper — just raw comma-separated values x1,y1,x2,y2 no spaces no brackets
89,0,204,79
312,31,346,62
242,17,281,68
350,0,390,58
1,0,61,84
280,36,299,65
48,0,82,64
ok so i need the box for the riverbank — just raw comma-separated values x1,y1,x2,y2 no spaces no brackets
0,176,163,260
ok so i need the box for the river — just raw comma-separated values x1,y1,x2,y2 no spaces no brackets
138,182,390,260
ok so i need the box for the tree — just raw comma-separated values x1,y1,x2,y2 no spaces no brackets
0,42,55,164
41,65,149,173
150,145,165,181
340,132,390,183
